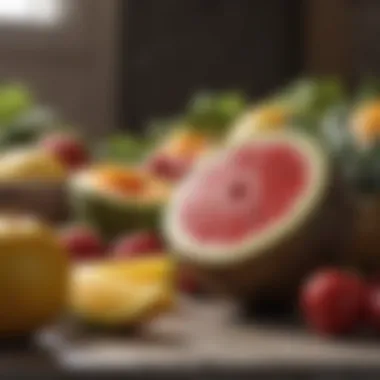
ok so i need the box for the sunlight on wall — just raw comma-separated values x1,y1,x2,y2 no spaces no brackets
0,0,64,25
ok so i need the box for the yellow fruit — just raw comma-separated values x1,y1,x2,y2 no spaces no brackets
77,165,171,204
95,166,146,195
0,215,68,335
0,148,67,181
228,104,290,144
70,257,175,327
352,100,380,147
160,128,209,159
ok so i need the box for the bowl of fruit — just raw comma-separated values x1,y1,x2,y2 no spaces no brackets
0,132,90,222
0,84,91,222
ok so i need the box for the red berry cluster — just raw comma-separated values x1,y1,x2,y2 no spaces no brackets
301,269,380,337
59,227,200,294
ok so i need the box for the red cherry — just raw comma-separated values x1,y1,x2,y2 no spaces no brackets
59,226,104,261
144,153,192,182
40,133,89,170
364,284,380,333
112,231,164,259
300,269,366,336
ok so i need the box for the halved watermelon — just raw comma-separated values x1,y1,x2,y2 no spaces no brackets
164,132,352,300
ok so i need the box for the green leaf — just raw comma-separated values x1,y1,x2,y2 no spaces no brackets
0,84,33,126
217,91,248,119
96,134,154,164
0,106,58,148
185,90,248,136
277,77,347,133
145,116,185,142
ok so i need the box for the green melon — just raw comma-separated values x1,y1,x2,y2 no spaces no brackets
70,166,170,239
329,99,380,273
164,131,352,301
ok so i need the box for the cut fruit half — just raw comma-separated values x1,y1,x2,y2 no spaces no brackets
166,133,327,266
70,165,171,238
164,132,352,299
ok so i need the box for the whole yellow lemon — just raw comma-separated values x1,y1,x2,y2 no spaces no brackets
0,215,68,335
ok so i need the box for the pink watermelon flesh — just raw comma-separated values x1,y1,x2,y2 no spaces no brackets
179,143,309,246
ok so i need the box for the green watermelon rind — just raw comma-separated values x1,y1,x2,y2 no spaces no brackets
164,132,330,268
70,177,165,239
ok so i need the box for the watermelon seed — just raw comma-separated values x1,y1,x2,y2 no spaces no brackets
229,182,247,200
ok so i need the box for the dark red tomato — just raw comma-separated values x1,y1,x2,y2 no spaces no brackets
112,231,164,259
40,133,89,170
59,226,105,261
300,269,366,336
364,284,380,333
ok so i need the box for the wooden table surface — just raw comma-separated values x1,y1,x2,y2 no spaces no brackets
1,298,380,378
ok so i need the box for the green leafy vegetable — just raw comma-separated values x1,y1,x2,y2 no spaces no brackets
145,116,185,142
185,90,248,136
277,77,347,133
96,134,154,164
0,106,58,148
0,84,33,126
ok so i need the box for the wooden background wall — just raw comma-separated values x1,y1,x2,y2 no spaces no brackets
0,0,120,136
305,0,351,78
305,0,380,85
122,0,303,130
1,1,378,134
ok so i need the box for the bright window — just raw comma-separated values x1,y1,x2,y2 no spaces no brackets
0,0,64,25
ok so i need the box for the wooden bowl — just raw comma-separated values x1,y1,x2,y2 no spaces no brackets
0,181,69,223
